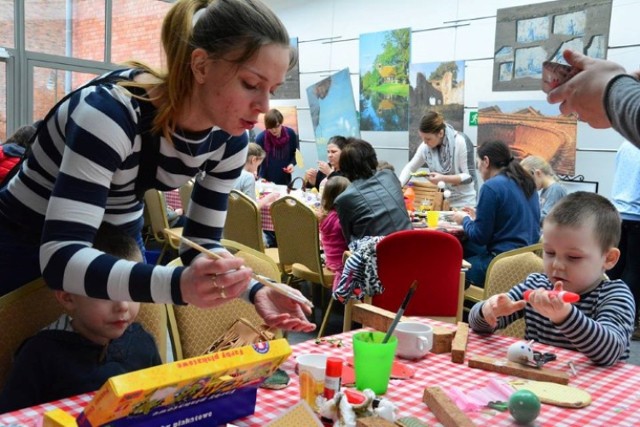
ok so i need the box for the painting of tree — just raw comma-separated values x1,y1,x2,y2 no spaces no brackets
359,28,411,131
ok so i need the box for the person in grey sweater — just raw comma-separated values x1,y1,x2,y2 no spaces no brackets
547,49,640,147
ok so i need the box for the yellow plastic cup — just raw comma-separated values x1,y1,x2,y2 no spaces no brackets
352,331,397,394
426,211,440,228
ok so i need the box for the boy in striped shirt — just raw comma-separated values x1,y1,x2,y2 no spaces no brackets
469,192,635,366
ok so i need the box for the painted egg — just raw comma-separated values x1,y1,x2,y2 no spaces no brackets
508,389,541,424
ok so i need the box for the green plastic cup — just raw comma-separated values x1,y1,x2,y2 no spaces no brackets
352,331,398,394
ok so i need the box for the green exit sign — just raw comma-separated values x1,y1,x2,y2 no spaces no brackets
469,111,478,126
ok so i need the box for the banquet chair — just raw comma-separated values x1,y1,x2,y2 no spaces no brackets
136,303,171,363
464,243,544,338
270,196,335,338
224,190,280,267
0,277,63,389
144,189,182,264
166,241,281,360
179,179,194,213
372,229,464,324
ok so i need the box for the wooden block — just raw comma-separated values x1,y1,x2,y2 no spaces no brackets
468,355,570,385
356,416,398,427
431,326,455,354
351,303,407,332
451,322,469,364
422,386,476,427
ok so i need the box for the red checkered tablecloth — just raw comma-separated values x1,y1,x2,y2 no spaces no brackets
164,189,182,211
3,321,640,426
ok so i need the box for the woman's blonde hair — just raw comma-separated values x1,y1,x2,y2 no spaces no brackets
123,0,295,143
520,155,559,181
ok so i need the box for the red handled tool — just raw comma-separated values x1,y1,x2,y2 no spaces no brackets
524,289,580,303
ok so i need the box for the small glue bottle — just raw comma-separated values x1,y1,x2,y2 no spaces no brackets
323,357,343,400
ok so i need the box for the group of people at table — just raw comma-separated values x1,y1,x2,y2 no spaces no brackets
0,0,638,419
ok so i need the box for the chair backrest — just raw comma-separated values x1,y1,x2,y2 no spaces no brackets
483,243,544,338
136,303,170,363
0,278,64,389
374,229,463,320
270,196,328,285
221,239,281,281
224,190,265,253
179,179,194,214
144,189,170,242
166,254,273,360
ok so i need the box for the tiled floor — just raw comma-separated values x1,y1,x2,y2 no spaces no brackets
288,295,640,367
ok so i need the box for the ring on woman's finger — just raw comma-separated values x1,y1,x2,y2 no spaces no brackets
219,287,226,299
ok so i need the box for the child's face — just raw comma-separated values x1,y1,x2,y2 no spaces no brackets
542,219,619,294
58,293,141,346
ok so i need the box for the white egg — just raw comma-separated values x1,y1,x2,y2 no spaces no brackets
443,189,452,199
437,181,446,189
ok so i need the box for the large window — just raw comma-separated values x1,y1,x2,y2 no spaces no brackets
1,0,170,135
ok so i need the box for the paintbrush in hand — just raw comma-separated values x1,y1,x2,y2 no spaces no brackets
163,228,314,308
382,280,419,343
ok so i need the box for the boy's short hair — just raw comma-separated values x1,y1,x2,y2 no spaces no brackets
93,223,141,261
545,191,621,252
264,109,283,129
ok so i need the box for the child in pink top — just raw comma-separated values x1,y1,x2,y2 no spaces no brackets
319,177,351,291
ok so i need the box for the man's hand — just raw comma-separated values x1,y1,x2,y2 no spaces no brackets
253,286,316,332
482,293,526,328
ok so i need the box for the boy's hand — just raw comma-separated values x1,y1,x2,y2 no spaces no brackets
482,293,527,327
526,281,572,324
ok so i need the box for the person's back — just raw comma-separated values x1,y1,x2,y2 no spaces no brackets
0,124,37,183
469,192,634,366
334,139,411,242
318,176,350,290
0,223,162,412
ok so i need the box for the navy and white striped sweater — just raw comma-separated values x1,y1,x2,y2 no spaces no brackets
0,69,248,304
469,273,635,366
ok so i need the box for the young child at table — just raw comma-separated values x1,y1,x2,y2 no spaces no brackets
0,223,162,412
469,192,635,366
234,142,280,207
318,176,351,290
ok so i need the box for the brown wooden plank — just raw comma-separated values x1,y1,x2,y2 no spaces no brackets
451,322,469,364
422,386,476,427
468,355,570,385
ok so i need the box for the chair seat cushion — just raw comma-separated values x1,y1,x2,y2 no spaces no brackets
291,263,335,288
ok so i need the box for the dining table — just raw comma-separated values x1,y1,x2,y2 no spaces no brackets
2,319,640,426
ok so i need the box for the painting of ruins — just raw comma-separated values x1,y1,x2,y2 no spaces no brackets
493,0,612,91
248,106,299,143
409,60,465,159
477,100,577,175
306,68,360,161
272,37,300,100
359,27,411,131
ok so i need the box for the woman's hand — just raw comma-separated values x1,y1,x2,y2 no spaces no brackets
526,281,572,325
452,206,474,224
427,172,446,185
547,49,628,128
318,161,332,176
482,293,526,328
253,286,316,332
179,254,252,308
305,169,318,186
282,164,295,174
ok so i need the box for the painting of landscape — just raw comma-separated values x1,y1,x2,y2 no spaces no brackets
359,27,411,131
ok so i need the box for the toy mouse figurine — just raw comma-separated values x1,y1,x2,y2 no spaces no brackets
317,389,396,427
507,340,557,368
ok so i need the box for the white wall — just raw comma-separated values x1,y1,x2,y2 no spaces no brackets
266,0,640,199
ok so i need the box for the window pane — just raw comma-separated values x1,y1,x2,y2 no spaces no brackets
0,61,6,141
25,0,105,61
111,0,170,66
32,66,97,121
0,1,15,48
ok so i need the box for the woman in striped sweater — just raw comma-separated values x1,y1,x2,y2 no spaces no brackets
469,192,635,366
0,0,314,333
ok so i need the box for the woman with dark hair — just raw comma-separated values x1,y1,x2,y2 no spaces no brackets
304,135,348,191
399,111,477,208
453,140,540,287
256,108,299,185
335,138,411,242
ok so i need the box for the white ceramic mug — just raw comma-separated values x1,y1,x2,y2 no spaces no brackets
393,321,433,360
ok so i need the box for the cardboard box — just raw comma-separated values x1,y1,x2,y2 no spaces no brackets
45,339,291,427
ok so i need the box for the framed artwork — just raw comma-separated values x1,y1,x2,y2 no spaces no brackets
492,0,612,91
478,100,577,175
359,27,411,131
408,61,465,159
